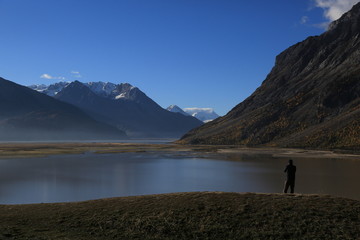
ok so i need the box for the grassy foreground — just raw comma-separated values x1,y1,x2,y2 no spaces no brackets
0,192,359,240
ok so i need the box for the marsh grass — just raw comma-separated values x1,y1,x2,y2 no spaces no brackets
1,143,359,160
0,192,359,239
0,143,192,158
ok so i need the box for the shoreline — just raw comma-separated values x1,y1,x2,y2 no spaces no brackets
0,144,359,239
0,142,359,160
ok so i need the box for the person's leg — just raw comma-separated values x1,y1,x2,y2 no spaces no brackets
283,181,289,193
290,182,295,193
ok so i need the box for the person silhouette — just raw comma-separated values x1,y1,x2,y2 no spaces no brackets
284,159,296,193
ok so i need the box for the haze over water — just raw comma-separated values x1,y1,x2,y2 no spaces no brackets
0,151,359,204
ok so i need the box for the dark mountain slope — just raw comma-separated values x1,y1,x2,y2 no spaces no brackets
179,3,360,150
55,81,203,137
0,78,127,140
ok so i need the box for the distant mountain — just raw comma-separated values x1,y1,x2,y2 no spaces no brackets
167,105,190,116
167,105,219,123
0,78,127,140
183,108,219,123
32,81,203,138
85,81,117,98
30,81,130,99
29,82,70,97
179,3,360,150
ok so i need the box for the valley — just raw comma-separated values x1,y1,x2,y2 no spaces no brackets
1,1,360,239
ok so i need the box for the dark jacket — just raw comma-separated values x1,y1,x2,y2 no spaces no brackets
284,164,296,182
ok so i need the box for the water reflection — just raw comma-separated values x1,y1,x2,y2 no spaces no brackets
0,152,359,204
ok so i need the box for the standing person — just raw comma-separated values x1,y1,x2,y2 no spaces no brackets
284,159,296,193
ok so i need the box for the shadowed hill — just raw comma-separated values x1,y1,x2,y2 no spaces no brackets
179,3,360,150
0,78,127,140
55,81,203,138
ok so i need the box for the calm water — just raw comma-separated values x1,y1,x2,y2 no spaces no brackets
0,152,359,204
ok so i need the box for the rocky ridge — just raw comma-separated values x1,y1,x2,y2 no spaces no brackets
179,3,360,150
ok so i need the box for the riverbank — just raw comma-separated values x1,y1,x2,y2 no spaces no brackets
0,142,359,159
0,192,359,239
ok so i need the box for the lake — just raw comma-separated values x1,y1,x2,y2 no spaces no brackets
0,151,359,204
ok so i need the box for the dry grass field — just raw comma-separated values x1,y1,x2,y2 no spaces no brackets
0,192,359,240
0,142,358,159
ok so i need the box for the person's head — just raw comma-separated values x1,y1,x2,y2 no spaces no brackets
289,159,293,165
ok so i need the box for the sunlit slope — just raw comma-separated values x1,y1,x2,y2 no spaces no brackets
179,3,360,150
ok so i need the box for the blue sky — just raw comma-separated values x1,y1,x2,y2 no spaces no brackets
0,0,359,115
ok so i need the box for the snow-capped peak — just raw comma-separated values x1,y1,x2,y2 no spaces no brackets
84,81,117,97
112,83,137,100
28,81,142,101
167,105,220,122
183,108,220,122
167,105,190,116
28,84,47,90
29,81,71,96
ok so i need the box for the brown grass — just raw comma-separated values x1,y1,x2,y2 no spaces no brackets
0,192,359,239
0,142,359,159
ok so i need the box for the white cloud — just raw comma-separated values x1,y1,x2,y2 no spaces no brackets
71,70,82,78
314,0,360,21
313,22,331,29
300,16,309,24
40,73,65,80
183,108,214,113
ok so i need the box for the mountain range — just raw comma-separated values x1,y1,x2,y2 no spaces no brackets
167,105,220,122
0,77,127,140
179,3,360,150
30,81,203,137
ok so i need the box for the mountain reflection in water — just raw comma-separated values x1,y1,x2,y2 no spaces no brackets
0,152,358,204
